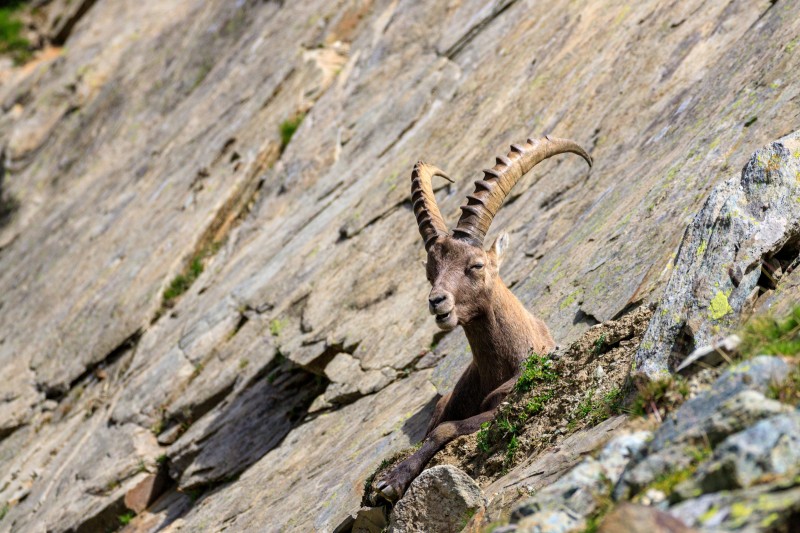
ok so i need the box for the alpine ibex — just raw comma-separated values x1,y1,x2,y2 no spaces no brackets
375,136,592,501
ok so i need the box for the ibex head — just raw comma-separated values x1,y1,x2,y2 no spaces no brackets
412,136,592,331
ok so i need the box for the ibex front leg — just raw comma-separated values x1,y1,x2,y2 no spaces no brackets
375,409,497,502
375,375,517,502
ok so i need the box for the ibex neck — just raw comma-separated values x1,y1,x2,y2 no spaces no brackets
462,280,538,381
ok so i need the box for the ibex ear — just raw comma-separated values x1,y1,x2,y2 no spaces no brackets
491,231,510,266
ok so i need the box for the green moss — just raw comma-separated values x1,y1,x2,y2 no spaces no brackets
0,503,7,521
709,290,733,320
786,37,799,53
279,112,306,150
560,288,582,310
525,390,555,416
269,318,288,337
476,421,491,453
730,502,753,520
514,352,557,392
459,507,477,530
592,334,607,355
505,434,519,463
118,512,135,526
696,239,708,258
698,505,719,523
0,2,31,65
646,445,711,497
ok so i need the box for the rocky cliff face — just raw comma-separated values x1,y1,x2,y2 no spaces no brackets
0,0,799,531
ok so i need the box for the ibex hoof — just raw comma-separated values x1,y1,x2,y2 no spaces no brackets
375,479,401,502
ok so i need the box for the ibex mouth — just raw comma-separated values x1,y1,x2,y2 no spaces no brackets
435,311,451,323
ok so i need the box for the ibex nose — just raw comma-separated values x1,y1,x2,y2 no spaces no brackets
428,294,446,307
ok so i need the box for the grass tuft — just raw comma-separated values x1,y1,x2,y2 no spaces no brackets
118,512,135,526
514,352,557,392
163,256,204,306
739,306,800,359
0,2,31,65
629,377,688,418
279,112,306,151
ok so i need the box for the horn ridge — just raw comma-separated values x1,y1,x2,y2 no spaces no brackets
453,136,592,246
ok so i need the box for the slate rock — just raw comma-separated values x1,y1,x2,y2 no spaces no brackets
669,481,800,531
674,411,800,500
615,388,790,500
511,432,651,532
649,357,791,452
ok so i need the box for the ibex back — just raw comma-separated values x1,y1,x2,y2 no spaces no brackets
375,136,592,501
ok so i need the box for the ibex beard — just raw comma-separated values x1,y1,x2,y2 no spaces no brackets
375,136,592,502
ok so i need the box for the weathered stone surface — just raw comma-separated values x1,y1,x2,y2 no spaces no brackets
511,431,651,532
352,506,389,533
676,334,741,374
389,465,486,533
616,378,791,500
512,458,606,533
635,132,800,379
673,411,800,500
172,371,435,532
669,481,800,531
124,469,169,514
166,360,325,489
649,357,792,452
483,417,630,519
1,0,800,531
598,503,696,533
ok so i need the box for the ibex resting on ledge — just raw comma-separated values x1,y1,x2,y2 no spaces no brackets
375,136,592,501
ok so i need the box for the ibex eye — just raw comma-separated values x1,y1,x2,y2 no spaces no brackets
470,263,484,271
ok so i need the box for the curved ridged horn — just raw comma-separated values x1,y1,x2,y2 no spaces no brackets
453,136,592,245
411,161,454,251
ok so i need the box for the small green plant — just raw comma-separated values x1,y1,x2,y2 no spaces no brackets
0,503,8,521
574,388,596,420
156,454,168,465
118,512,135,525
497,416,518,437
592,333,607,355
642,445,711,498
630,377,689,418
767,367,800,406
0,2,31,65
279,112,306,150
269,318,287,337
505,434,519,463
476,421,492,453
150,418,165,436
163,256,204,306
239,358,249,369
524,390,555,416
514,352,558,392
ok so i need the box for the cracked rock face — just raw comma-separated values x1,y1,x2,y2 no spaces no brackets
635,131,800,379
0,0,800,531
